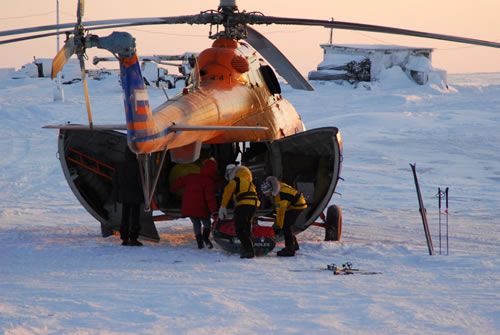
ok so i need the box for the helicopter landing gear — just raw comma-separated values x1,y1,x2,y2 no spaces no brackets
325,204,342,241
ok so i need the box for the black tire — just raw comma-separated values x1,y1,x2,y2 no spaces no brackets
325,204,342,241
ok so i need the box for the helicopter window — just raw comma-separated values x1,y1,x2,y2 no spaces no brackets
200,64,231,83
259,65,281,95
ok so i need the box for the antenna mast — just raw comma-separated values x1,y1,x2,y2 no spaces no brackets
329,17,334,44
53,0,64,101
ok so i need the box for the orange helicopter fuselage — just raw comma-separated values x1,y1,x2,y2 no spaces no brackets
120,38,304,154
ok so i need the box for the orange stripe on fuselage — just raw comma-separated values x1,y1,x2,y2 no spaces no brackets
122,54,138,68
135,105,149,115
127,121,150,131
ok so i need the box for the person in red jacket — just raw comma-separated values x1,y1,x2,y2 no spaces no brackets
170,158,219,249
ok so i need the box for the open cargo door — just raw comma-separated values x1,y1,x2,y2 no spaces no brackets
56,129,159,241
267,127,342,232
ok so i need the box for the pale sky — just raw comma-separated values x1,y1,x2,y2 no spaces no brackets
1,0,499,74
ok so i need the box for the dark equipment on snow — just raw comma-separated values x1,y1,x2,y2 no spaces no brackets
410,163,434,255
324,204,342,241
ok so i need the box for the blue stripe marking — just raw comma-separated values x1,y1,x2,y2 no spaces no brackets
130,127,172,143
136,100,149,108
120,59,149,126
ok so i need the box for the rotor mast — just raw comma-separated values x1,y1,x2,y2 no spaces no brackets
219,0,238,12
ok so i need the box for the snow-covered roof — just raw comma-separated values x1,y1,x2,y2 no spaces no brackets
320,43,434,52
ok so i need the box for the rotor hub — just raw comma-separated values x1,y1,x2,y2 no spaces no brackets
209,0,245,40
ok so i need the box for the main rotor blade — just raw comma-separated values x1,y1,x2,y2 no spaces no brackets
78,54,93,130
246,26,313,91
0,30,73,45
52,37,76,78
250,16,500,49
0,14,221,38
77,0,85,25
2,11,498,49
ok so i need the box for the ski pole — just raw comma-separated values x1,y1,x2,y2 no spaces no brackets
438,187,442,255
445,187,449,255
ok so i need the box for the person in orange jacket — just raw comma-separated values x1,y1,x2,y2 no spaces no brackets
219,166,260,258
260,176,307,257
170,158,219,249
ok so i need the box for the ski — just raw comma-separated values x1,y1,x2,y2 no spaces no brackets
327,262,382,275
410,163,435,255
289,262,382,275
331,268,382,275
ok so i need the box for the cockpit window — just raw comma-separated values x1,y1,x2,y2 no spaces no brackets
259,65,281,95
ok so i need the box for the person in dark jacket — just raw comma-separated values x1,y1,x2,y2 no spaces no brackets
170,158,219,249
112,147,144,246
260,176,307,257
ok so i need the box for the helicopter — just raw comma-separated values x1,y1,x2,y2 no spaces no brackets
1,0,499,254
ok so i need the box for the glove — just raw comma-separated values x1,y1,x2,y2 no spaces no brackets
218,207,228,220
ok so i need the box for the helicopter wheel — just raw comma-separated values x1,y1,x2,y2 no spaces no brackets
325,204,342,241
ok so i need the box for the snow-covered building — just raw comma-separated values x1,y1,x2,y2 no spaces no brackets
12,58,81,82
308,44,447,85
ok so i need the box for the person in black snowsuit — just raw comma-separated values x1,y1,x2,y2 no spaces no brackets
112,146,144,246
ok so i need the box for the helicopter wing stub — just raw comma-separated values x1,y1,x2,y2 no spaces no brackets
43,124,127,130
169,125,268,132
245,26,314,91
251,16,500,49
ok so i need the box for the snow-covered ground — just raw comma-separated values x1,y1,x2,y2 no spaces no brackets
1,68,499,334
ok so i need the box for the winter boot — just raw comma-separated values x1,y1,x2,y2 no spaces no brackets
277,247,295,257
240,244,255,259
202,228,214,249
293,236,300,251
128,239,143,246
240,250,255,259
195,234,204,249
121,239,129,246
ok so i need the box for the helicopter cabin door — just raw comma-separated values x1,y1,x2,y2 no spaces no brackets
267,127,342,231
56,129,159,241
